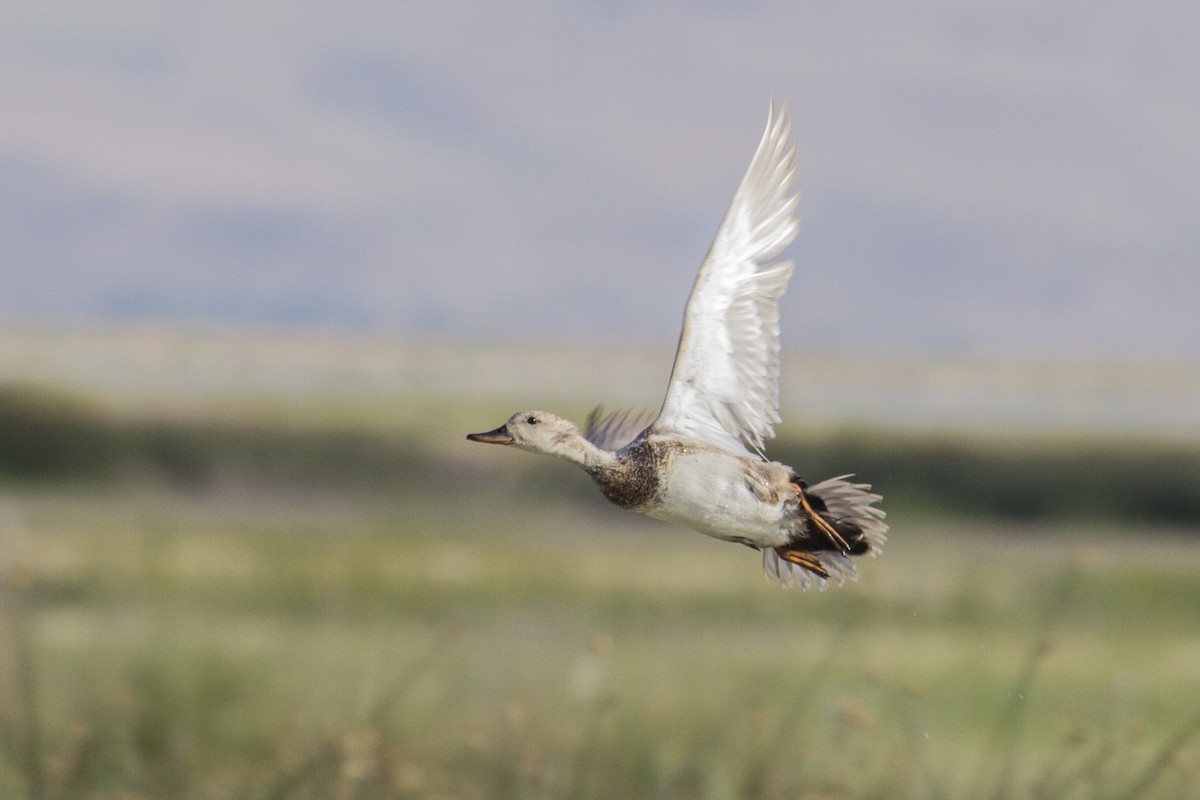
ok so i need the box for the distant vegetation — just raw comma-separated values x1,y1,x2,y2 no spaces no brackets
2,382,1199,525
0,384,441,491
774,430,1200,525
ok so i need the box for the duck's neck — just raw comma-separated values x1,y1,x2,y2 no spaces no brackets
545,434,618,473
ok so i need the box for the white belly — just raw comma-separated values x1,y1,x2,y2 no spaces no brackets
643,450,787,546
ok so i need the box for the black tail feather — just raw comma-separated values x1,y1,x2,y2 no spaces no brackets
790,475,873,555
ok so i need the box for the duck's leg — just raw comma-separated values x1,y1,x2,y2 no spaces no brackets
774,547,830,579
793,480,851,553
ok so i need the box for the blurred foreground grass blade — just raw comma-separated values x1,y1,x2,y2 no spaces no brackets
254,740,342,800
1110,707,1200,800
561,696,618,800
0,566,45,800
969,563,1084,800
250,647,444,800
733,622,852,798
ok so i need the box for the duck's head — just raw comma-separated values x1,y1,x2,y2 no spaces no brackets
467,410,585,459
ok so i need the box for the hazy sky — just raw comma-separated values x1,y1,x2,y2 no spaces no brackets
2,2,1198,362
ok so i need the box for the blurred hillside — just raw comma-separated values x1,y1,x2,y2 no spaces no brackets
2,325,1198,525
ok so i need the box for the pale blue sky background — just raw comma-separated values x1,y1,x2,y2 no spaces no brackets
2,2,1198,362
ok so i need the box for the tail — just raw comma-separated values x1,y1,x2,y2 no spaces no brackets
764,475,888,590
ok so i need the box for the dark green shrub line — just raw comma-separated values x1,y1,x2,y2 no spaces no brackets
3,383,1199,524
0,384,441,491
772,432,1200,524
0,385,123,481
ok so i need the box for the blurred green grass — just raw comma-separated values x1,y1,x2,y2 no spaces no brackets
2,383,1200,798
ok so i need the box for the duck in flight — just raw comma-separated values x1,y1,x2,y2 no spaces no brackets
468,104,887,588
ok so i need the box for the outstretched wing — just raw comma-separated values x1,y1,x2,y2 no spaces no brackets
584,407,653,451
651,103,799,455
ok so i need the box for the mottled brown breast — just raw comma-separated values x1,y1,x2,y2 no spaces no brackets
586,438,668,510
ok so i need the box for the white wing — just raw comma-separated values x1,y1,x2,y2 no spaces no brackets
651,103,799,455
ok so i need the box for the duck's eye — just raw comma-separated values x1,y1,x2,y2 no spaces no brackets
526,415,538,425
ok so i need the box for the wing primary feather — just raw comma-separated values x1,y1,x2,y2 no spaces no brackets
651,102,801,455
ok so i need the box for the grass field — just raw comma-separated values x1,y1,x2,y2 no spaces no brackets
3,471,1199,799
1,343,1199,798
